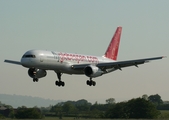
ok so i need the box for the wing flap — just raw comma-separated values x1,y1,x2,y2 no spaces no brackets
99,56,164,70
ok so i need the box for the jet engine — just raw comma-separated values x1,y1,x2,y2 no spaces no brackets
28,68,47,79
84,65,104,78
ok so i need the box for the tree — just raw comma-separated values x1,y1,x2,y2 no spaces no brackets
62,102,78,115
76,99,89,106
8,109,15,119
76,101,91,112
106,101,128,118
15,108,42,119
148,94,163,105
106,98,160,119
106,98,116,104
142,94,148,100
0,114,5,119
127,98,160,118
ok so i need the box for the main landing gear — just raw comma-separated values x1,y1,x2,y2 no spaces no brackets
55,73,65,87
86,78,96,86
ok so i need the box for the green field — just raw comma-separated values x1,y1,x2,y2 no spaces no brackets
158,110,169,119
1,110,169,120
0,117,160,120
44,117,111,120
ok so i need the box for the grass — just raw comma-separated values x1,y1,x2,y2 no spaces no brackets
0,117,111,120
158,110,169,119
2,111,169,120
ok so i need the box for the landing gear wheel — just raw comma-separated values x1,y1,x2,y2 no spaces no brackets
55,80,65,87
58,82,61,87
89,81,92,86
55,81,59,85
86,80,90,85
86,79,96,86
92,81,96,86
33,78,38,82
61,81,65,86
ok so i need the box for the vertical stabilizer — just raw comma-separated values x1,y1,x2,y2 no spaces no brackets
104,27,122,60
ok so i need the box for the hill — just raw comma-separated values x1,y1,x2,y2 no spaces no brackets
0,94,61,108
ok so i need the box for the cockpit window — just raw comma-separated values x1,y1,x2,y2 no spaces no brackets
22,55,36,58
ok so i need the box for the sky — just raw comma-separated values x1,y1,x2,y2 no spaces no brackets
0,0,169,104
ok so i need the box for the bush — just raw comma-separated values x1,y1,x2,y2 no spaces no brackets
15,108,42,119
0,114,5,119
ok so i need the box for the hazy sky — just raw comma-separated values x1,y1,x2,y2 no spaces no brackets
1,0,169,104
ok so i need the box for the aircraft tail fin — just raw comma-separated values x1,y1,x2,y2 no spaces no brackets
104,26,122,61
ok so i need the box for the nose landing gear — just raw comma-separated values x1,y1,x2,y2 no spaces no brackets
33,78,38,82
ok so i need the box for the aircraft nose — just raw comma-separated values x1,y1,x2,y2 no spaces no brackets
20,50,38,67
20,58,30,67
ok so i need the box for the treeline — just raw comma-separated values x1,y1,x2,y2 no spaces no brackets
1,94,169,119
48,97,159,119
0,106,43,119
46,94,169,119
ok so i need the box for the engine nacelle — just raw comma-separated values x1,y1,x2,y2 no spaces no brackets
28,68,47,79
84,65,103,78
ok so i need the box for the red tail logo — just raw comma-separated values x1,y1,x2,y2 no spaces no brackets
104,27,122,61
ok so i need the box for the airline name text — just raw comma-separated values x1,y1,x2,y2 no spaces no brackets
58,52,99,63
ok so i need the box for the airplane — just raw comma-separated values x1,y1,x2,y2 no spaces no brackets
4,26,165,87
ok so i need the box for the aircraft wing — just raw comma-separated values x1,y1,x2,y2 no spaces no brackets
71,56,165,71
4,60,21,65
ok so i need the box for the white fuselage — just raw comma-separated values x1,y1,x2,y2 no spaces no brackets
21,50,114,74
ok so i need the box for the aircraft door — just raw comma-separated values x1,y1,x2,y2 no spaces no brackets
40,54,44,62
51,51,60,62
55,54,60,62
53,52,60,62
